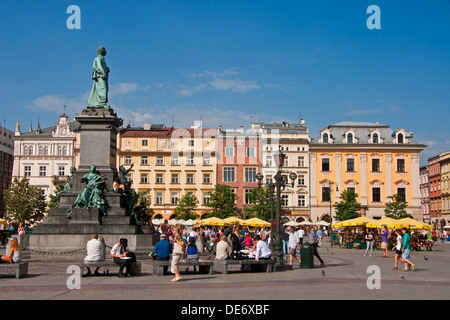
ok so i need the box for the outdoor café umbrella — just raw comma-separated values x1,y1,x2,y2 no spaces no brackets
223,216,244,225
366,217,404,229
0,218,7,225
398,217,433,230
196,217,229,226
341,217,378,227
242,217,271,227
283,220,300,227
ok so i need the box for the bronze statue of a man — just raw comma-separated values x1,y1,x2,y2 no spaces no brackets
87,46,110,108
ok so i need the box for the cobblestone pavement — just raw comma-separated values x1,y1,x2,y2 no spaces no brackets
1,240,449,303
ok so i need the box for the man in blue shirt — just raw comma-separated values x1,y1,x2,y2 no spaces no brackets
150,234,172,260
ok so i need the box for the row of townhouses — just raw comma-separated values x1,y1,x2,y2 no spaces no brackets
11,114,448,227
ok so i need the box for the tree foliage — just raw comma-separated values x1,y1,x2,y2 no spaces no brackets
5,177,46,226
334,190,361,221
174,193,199,220
243,186,275,221
384,193,412,219
205,184,238,219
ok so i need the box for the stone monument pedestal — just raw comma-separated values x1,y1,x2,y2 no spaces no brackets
30,107,158,255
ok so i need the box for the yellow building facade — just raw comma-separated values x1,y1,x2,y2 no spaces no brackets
118,123,217,220
309,122,426,222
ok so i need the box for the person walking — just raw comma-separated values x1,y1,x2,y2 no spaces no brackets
170,226,184,282
380,227,389,258
286,226,301,266
306,226,324,266
392,229,403,270
401,228,415,271
364,229,374,257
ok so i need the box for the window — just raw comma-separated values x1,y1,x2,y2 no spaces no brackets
171,173,179,184
156,156,164,165
266,176,273,185
63,146,68,155
397,188,406,202
298,175,305,186
140,174,148,183
28,146,33,155
347,133,353,143
171,156,179,165
322,187,331,202
188,139,194,146
322,158,330,172
171,192,179,205
246,147,255,158
156,173,164,184
155,192,163,205
281,195,289,206
203,192,210,205
58,166,65,176
298,195,306,207
373,133,379,143
203,173,211,184
283,156,289,167
244,167,257,182
39,166,47,177
225,146,234,158
347,187,356,194
141,156,148,165
346,158,355,172
187,156,194,165
372,187,381,202
142,140,148,146
297,156,305,167
398,133,404,143
24,166,31,177
372,159,380,172
244,189,253,204
203,155,211,165
397,159,406,173
265,156,273,167
57,146,62,156
125,156,132,164
39,146,44,155
223,167,235,182
323,133,329,143
186,174,194,184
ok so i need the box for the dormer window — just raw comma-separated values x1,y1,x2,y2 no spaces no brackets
323,133,329,143
347,133,353,143
373,133,378,143
398,133,404,144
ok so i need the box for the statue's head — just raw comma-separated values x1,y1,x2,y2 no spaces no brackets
97,46,107,56
90,165,96,172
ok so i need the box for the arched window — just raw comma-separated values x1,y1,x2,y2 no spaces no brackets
57,146,62,155
29,146,33,155
347,133,353,143
398,133,404,143
63,146,68,155
323,133,328,143
373,133,378,143
24,146,28,155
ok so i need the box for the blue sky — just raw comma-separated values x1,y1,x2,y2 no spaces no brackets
0,1,449,165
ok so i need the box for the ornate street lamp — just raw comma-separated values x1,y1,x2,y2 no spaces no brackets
329,182,339,248
256,149,298,270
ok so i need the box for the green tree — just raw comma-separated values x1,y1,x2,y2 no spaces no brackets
47,185,64,210
384,193,412,219
174,193,199,220
243,186,275,221
5,177,46,227
334,190,361,221
205,184,238,219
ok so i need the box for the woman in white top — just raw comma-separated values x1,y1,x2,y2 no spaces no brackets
392,229,403,270
1,238,21,263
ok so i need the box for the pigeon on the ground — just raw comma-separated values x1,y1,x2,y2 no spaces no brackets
400,274,405,280
321,270,326,277
424,256,428,261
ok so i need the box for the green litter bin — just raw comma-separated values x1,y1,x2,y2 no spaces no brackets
300,242,314,268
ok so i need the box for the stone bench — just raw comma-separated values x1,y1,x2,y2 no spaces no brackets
213,259,274,274
0,262,29,279
152,259,214,276
80,260,141,276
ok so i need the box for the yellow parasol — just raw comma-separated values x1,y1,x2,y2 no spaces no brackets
366,217,404,229
341,216,378,227
0,218,7,225
397,218,433,230
332,221,344,228
223,216,244,225
242,217,271,227
195,217,229,226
